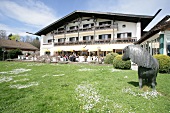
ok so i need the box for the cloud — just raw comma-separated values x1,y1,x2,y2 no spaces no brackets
87,0,170,30
0,23,34,36
87,0,169,15
0,0,58,28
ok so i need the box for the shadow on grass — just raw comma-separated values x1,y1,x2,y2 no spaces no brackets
128,81,156,88
128,81,139,87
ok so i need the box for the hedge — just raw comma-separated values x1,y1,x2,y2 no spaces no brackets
154,54,170,73
104,52,118,64
8,49,23,59
113,55,131,69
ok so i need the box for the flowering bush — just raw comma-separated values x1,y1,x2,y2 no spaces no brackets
104,52,118,64
154,54,170,73
113,55,131,69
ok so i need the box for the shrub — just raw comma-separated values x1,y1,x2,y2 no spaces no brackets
154,54,170,73
104,52,118,64
8,49,23,59
113,55,131,69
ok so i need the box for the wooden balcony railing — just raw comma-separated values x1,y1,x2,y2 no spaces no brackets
54,24,117,35
52,37,137,46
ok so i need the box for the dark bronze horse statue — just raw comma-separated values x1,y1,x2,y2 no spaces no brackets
122,45,159,90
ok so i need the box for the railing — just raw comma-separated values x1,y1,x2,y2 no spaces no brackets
114,37,137,42
52,37,137,46
43,43,52,45
54,24,117,35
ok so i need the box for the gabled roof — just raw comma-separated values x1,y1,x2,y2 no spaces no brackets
135,15,170,44
0,39,38,51
35,10,161,36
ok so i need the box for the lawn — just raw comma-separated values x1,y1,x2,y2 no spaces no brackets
0,61,169,113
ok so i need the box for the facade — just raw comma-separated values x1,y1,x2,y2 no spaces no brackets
35,10,160,61
135,15,170,56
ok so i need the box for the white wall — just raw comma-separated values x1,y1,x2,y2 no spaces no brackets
41,18,140,56
114,21,137,38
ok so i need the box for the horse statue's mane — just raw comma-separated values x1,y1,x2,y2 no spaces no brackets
128,45,158,69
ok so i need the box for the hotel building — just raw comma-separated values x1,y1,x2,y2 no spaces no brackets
34,10,161,61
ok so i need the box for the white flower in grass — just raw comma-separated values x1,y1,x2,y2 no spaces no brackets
78,68,95,72
13,78,29,83
10,82,39,89
4,68,32,74
124,76,128,78
53,74,65,77
27,63,44,66
75,82,100,111
17,74,30,77
122,87,162,99
111,69,121,72
0,72,8,74
0,76,13,83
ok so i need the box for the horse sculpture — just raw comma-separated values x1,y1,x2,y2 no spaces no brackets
122,45,159,90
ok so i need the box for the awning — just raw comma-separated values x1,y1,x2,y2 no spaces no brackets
56,48,62,52
42,49,50,52
88,47,98,51
101,47,112,51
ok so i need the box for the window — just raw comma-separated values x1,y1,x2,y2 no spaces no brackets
99,21,111,26
69,37,78,42
48,39,52,43
99,35,103,40
127,33,132,37
76,37,79,41
117,33,121,38
83,24,89,28
117,32,132,38
58,28,64,31
83,36,89,40
83,36,93,41
83,23,94,28
91,36,94,40
91,23,94,27
58,38,65,43
99,34,111,40
70,26,78,30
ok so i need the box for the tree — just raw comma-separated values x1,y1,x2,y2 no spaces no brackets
9,34,20,41
30,37,40,49
25,35,33,43
0,30,7,39
8,49,23,59
8,34,12,38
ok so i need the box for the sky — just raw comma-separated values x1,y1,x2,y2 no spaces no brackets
0,0,170,37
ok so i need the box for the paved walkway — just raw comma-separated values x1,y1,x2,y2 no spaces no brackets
131,64,138,71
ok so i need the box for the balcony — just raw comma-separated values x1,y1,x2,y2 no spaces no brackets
95,24,112,30
114,37,137,42
43,43,52,45
54,24,116,35
52,37,137,46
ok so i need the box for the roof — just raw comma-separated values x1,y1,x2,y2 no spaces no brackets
135,15,170,44
34,10,161,36
0,39,38,51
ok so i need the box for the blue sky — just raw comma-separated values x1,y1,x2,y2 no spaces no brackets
0,0,169,37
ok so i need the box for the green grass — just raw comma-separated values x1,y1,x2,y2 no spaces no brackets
0,61,170,113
